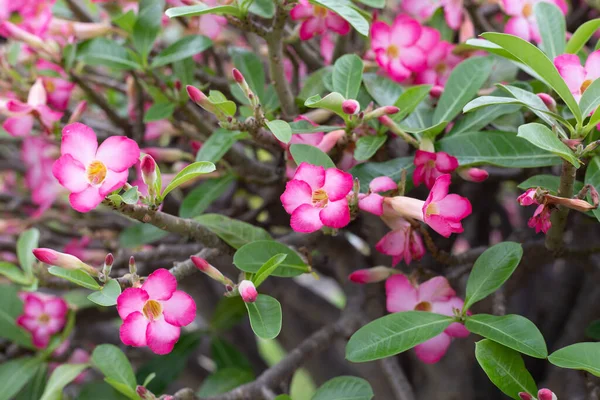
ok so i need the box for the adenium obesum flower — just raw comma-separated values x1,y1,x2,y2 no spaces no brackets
387,174,472,237
37,60,76,111
413,150,459,189
238,280,258,303
414,41,463,87
517,188,552,233
349,266,396,284
117,269,196,355
502,0,568,43
290,0,350,40
21,136,62,214
17,292,68,348
280,162,353,232
377,214,426,266
519,389,558,400
52,123,140,213
358,176,398,216
386,275,469,363
554,51,600,103
402,0,464,30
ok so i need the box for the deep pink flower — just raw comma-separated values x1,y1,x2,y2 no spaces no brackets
554,51,600,102
414,41,462,87
502,0,568,42
17,292,68,349
371,16,427,82
402,0,464,30
517,188,552,233
290,0,350,40
519,389,558,400
386,275,469,363
376,215,425,266
52,123,140,213
280,162,353,232
238,280,258,303
413,150,459,189
117,269,196,355
358,176,397,216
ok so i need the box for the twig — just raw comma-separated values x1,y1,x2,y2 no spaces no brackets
64,0,94,22
546,160,577,251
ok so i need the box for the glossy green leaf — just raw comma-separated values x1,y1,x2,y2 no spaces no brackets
466,314,547,358
17,228,39,278
246,294,282,339
40,363,89,400
48,266,101,291
535,2,566,59
161,161,216,199
312,376,374,400
298,67,333,102
211,338,252,371
579,78,600,120
0,285,34,348
208,90,237,116
354,135,387,161
197,367,254,396
120,186,140,205
310,0,369,36
234,240,309,277
475,340,537,399
195,214,272,249
350,157,413,192
0,262,30,285
355,0,384,7
290,143,336,168
346,311,453,362
305,92,346,118
179,174,235,218
87,279,122,307
252,254,288,288
585,156,600,222
392,84,432,121
451,104,521,135
113,10,136,33
265,119,292,143
119,223,169,248
248,0,275,17
14,363,47,400
464,242,523,311
132,0,164,60
362,73,403,106
0,357,43,400
566,18,600,54
332,54,363,100
195,129,246,163
91,344,137,399
78,38,142,70
517,123,580,167
143,102,175,123
151,35,212,67
165,3,241,18
78,382,129,400
549,342,600,376
519,174,584,195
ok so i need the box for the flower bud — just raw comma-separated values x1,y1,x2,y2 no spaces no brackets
349,266,395,284
378,115,394,128
33,248,98,276
458,167,489,183
140,155,157,187
231,69,258,107
232,68,244,84
364,106,400,120
518,393,533,400
590,185,599,207
68,100,87,124
562,138,582,150
342,99,360,115
129,256,137,276
136,386,157,400
238,280,258,303
537,93,557,112
537,389,557,400
103,253,113,278
0,22,60,58
186,85,208,104
430,86,444,98
191,256,233,286
545,194,597,212
28,79,47,107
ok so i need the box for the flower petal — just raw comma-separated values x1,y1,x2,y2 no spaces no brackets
435,152,459,172
290,1,313,20
61,123,98,166
69,186,104,213
554,54,585,94
325,13,350,35
417,276,455,303
416,26,441,51
385,274,418,312
290,203,323,233
17,315,39,331
425,214,464,237
52,154,89,193
117,288,149,320
370,21,391,50
161,290,196,327
426,174,452,204
358,193,384,215
146,318,180,355
322,168,353,201
3,115,34,137
370,176,397,193
99,169,128,196
504,17,531,41
376,229,406,259
120,311,148,347
585,50,600,82
293,162,326,190
43,297,68,317
400,46,427,72
319,198,350,228
96,136,141,172
435,194,472,221
414,333,452,363
280,179,313,214
142,269,177,301
432,297,470,337
299,17,325,40
23,294,44,317
391,16,421,47
31,329,51,349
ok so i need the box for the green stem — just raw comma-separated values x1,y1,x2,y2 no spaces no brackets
545,160,576,251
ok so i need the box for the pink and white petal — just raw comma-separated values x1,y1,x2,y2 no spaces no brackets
375,48,390,69
280,179,313,214
416,27,441,51
31,329,51,349
290,204,323,233
299,17,324,40
99,169,128,196
358,193,384,215
5,99,33,114
370,21,391,50
69,186,104,213
376,229,406,258
504,17,531,41
293,162,326,190
61,123,98,166
385,274,418,312
162,290,196,327
425,214,463,237
435,194,472,221
414,333,452,364
554,54,585,93
552,0,568,14
414,150,437,166
3,115,34,137
46,316,66,334
445,321,470,338
501,0,523,16
391,16,422,47
443,0,463,30
117,288,149,319
320,198,350,228
413,165,426,187
142,269,177,301
198,15,224,40
370,176,397,193
52,154,89,193
417,276,456,303
322,168,353,201
37,105,63,129
96,136,141,172
426,174,452,203
290,2,313,20
325,13,350,35
435,152,459,172
317,129,345,153
585,50,600,81
146,318,180,355
400,46,427,72
16,315,39,331
43,298,68,317
23,295,44,317
120,311,148,347
387,57,413,82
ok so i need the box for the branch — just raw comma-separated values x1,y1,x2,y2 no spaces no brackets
545,160,577,251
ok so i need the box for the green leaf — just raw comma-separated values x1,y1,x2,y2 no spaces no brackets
517,123,580,167
48,266,101,291
195,214,272,249
196,129,246,163
230,48,265,102
355,0,384,7
579,78,600,120
0,357,43,400
265,120,292,143
475,340,537,399
289,121,341,134
586,320,600,340
464,242,523,311
87,279,122,307
566,18,600,54
211,338,252,371
451,104,522,135
207,90,237,116
289,143,336,169
179,174,235,218
0,262,30,285
133,0,165,61
143,102,175,122
585,156,600,222
165,3,241,18
433,57,494,124
309,0,369,36
245,294,282,339
197,367,254,396
40,363,89,400
362,73,403,106
312,376,374,400
350,157,413,192
354,135,387,161
161,161,216,199
119,223,169,248
332,54,363,100
481,32,582,123
0,285,33,348
392,84,432,121
113,10,137,33
210,296,247,332
305,92,346,118
418,121,449,142
345,311,453,362
437,131,562,168
78,38,142,70
466,314,547,358
298,67,333,102
78,382,129,400
519,174,584,195
121,186,141,205
17,228,39,278
548,342,600,376
535,2,566,60
91,344,137,398
252,254,288,288
152,34,212,68
14,363,47,400
234,240,309,277
248,0,275,17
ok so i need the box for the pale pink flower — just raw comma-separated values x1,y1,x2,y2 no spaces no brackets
517,188,552,233
21,136,62,213
376,214,425,266
358,176,397,216
238,280,258,303
17,292,68,349
413,150,459,189
402,0,464,30
280,162,353,232
502,0,568,43
37,60,75,111
414,41,462,87
290,0,350,40
117,269,196,355
554,51,600,102
320,33,335,65
386,275,469,363
371,15,427,82
519,389,558,400
52,123,140,213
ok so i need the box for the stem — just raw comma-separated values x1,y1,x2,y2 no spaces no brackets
545,160,577,251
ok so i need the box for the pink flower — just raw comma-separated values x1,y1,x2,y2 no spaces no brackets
290,0,350,41
371,16,427,82
502,0,568,42
117,269,196,355
238,280,258,303
280,162,353,233
16,292,68,349
519,389,558,400
414,41,463,87
36,60,75,111
517,188,553,233
386,275,469,363
413,150,459,189
3,78,62,137
21,136,62,214
554,51,600,102
402,0,464,30
52,123,140,213
358,176,397,216
376,216,425,266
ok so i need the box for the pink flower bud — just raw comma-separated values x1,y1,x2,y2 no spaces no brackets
191,256,232,286
378,115,394,127
518,393,533,400
174,80,182,91
342,99,360,115
458,167,489,183
68,100,87,124
537,389,557,400
105,253,114,267
349,266,394,284
33,248,98,276
186,85,208,104
430,86,444,98
238,280,258,303
140,155,157,187
232,68,245,84
537,93,557,112
129,256,136,275
136,386,156,400
28,79,47,107
545,194,597,212
383,106,399,115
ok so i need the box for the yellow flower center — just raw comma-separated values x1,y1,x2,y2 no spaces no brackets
38,313,50,324
44,79,56,94
142,300,163,321
425,202,439,217
387,45,400,59
435,63,448,74
415,301,432,312
522,3,533,17
87,160,107,186
581,79,593,94
314,5,328,18
312,189,328,208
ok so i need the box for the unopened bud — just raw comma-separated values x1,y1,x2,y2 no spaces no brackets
33,248,98,276
378,115,394,128
545,194,597,211
238,280,258,303
430,86,443,98
186,85,208,104
458,167,489,183
174,80,182,91
562,138,582,150
191,256,233,286
140,155,157,187
349,266,395,284
68,100,87,124
537,93,557,112
0,21,60,58
583,140,600,155
136,386,157,400
231,69,258,106
103,253,114,278
518,393,533,400
537,389,557,400
129,256,137,276
342,99,360,115
364,106,400,120
232,68,244,84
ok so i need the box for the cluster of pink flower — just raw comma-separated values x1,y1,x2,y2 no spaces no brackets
501,0,568,43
